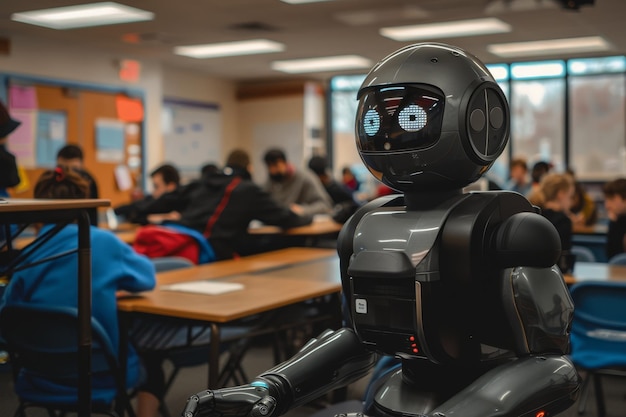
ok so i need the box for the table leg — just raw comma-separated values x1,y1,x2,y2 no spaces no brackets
209,323,221,388
77,210,92,417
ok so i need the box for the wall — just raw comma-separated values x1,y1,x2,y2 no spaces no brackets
0,34,239,178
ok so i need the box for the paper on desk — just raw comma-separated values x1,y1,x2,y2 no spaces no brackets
161,281,244,295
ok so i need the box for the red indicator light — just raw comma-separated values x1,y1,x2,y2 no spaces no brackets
536,411,545,417
409,336,415,342
411,343,417,348
412,348,419,353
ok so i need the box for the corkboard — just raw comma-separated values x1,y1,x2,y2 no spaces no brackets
8,83,143,210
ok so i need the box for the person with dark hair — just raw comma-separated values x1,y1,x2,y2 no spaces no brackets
527,160,552,205
115,163,185,224
506,157,531,196
0,100,21,197
0,166,159,416
603,178,626,259
200,163,220,177
263,148,332,217
308,155,359,223
56,144,99,226
170,149,312,260
567,168,598,228
341,166,360,192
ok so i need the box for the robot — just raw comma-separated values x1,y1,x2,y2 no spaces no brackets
182,43,581,417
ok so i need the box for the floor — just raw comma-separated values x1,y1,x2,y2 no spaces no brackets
2,341,626,417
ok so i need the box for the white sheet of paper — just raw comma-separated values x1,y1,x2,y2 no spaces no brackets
161,281,244,295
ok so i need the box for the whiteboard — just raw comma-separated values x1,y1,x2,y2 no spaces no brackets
162,100,221,177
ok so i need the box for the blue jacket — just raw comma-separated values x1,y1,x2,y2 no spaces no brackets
0,224,156,390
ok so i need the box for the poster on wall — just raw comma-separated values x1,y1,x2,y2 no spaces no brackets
36,110,67,168
95,118,126,163
7,108,37,167
162,100,221,179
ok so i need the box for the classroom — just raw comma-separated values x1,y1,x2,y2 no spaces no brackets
2,1,626,417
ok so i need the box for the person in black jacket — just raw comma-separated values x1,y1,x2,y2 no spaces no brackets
0,100,21,198
115,164,185,224
173,149,312,260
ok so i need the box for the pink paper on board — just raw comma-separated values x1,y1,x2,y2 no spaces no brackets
9,85,38,110
6,108,36,167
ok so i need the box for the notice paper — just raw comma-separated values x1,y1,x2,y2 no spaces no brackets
161,281,244,295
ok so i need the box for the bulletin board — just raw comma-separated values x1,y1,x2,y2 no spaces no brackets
2,77,145,209
162,99,221,179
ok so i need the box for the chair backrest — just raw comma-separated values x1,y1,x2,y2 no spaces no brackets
571,245,596,263
0,303,120,396
151,256,195,272
569,281,626,369
608,252,626,265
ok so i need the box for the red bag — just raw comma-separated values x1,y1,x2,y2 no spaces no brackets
132,225,200,264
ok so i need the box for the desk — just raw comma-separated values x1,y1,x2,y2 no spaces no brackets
0,198,110,417
564,262,626,285
248,218,343,236
117,247,341,388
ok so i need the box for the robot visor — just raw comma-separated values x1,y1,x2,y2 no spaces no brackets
356,85,445,152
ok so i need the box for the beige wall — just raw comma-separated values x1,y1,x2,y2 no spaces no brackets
0,35,313,189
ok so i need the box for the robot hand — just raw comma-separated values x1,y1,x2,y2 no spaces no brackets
182,384,277,417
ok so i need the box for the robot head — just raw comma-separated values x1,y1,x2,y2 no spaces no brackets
355,43,509,192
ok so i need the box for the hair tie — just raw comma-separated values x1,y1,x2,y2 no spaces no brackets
54,166,65,182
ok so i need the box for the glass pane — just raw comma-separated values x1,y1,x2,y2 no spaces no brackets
510,78,566,171
568,56,626,75
569,73,626,180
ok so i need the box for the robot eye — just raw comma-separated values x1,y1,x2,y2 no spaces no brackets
398,104,428,132
363,109,381,136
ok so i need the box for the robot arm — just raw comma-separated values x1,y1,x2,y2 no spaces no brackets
430,355,580,417
182,328,376,417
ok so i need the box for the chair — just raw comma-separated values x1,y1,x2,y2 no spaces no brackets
569,281,626,417
0,303,136,417
571,245,596,263
608,252,626,265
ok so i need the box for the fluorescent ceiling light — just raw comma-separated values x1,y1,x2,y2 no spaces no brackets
175,39,285,59
380,18,511,41
511,61,565,79
281,0,335,3
11,2,153,30
488,36,611,57
272,55,372,74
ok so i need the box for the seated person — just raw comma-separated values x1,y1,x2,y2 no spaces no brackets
341,166,360,192
567,169,598,228
0,167,163,417
308,155,359,223
169,149,312,260
536,173,574,260
603,178,626,259
263,148,332,217
56,144,99,226
506,157,531,196
115,164,185,224
0,99,21,198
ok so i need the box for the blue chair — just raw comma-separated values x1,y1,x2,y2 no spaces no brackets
0,303,136,417
569,281,626,417
571,245,596,263
150,256,195,272
608,252,626,265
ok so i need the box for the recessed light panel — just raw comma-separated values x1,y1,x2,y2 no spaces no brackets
175,39,285,59
272,55,372,74
380,18,511,41
488,36,611,58
11,2,154,30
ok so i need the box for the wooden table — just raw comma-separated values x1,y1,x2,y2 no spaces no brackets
0,198,110,417
248,218,343,236
564,262,626,285
117,247,341,388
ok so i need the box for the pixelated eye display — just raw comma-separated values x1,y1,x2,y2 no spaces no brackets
357,85,445,152
398,104,428,132
363,109,381,136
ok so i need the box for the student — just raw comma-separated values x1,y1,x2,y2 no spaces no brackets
115,163,185,224
536,173,575,254
0,100,21,198
263,148,332,217
56,144,99,226
172,149,313,260
506,157,531,196
341,166,360,192
603,178,626,259
526,160,552,205
308,155,359,223
567,168,598,227
0,167,159,416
